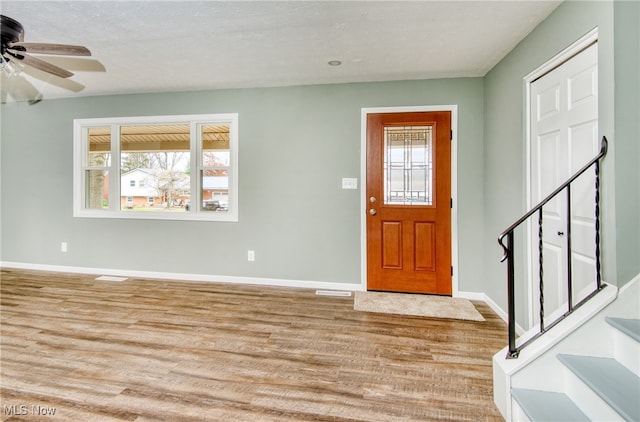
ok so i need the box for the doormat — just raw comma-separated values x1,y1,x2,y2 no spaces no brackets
354,291,485,322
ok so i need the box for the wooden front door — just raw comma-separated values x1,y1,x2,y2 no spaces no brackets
366,111,451,295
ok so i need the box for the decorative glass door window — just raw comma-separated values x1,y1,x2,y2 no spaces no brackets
383,125,433,206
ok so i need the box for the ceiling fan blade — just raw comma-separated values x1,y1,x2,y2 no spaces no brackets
10,42,91,57
23,65,86,93
7,50,73,78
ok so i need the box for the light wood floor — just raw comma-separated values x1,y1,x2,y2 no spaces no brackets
1,268,507,421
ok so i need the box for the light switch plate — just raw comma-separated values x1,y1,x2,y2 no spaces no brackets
342,178,358,189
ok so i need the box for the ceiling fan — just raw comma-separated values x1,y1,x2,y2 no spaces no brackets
1,14,91,79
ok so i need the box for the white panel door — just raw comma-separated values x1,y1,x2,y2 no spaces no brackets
530,42,598,329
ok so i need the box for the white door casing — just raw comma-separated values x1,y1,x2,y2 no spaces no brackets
527,32,599,331
360,105,459,296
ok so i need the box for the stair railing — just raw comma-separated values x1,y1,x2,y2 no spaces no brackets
498,136,608,359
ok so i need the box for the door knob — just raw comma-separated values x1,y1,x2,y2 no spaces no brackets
557,231,565,236
369,208,377,216
369,196,377,203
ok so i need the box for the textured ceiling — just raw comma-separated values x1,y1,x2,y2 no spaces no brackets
0,1,562,103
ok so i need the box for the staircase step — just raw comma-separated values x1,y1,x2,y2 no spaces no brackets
511,388,589,421
606,317,640,342
557,354,640,421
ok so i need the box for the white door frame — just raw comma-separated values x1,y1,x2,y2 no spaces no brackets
524,28,599,328
360,105,459,295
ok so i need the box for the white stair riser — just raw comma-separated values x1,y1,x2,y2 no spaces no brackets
495,277,639,421
511,351,567,392
612,328,640,376
563,366,625,421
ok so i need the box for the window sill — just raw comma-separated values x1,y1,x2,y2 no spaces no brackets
73,209,238,222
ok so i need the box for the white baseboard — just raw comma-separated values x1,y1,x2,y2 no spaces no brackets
10,262,627,327
620,272,640,294
0,261,364,293
2,261,513,316
459,291,507,320
456,290,485,301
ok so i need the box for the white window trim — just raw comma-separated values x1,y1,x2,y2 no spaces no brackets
73,113,239,222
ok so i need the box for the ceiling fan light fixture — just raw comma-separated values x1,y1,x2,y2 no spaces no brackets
0,54,22,77
1,14,92,81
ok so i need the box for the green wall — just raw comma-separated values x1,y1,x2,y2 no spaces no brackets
1,78,485,289
614,0,640,286
483,0,639,315
2,0,637,315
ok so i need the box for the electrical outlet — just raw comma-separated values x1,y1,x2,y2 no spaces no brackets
247,250,255,261
61,242,68,253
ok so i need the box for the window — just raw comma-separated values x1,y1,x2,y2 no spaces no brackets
73,114,239,221
383,125,433,206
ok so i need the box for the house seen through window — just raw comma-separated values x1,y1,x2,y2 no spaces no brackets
74,114,238,221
